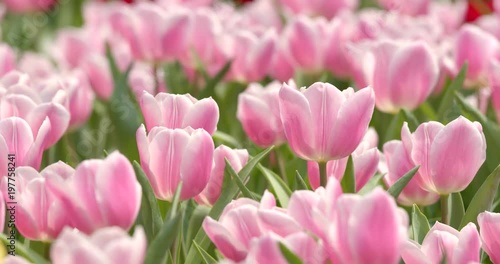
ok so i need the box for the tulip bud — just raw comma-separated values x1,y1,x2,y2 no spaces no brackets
478,211,500,263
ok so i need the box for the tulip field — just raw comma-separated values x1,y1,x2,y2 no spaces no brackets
1,0,500,263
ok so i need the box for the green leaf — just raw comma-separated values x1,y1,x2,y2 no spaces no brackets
185,205,210,251
460,165,500,229
383,111,405,143
163,61,191,94
166,181,184,220
295,170,310,190
193,241,218,264
0,234,50,264
226,159,258,200
198,60,232,99
258,164,292,207
402,109,420,131
411,204,430,244
144,212,183,264
341,155,356,193
279,242,304,264
450,192,465,229
387,166,420,199
358,173,385,195
133,161,163,242
212,131,242,148
437,64,467,121
184,146,274,264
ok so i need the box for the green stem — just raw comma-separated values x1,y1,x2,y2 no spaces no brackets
275,149,288,185
441,194,450,225
318,161,328,187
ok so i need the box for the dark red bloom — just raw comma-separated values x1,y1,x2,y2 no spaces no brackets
465,0,494,22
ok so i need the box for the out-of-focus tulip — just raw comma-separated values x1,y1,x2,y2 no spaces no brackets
488,61,500,124
226,30,275,82
454,25,499,87
278,0,358,19
402,117,486,194
237,81,288,147
269,40,295,82
80,55,114,99
0,71,70,148
282,16,326,73
0,117,50,171
17,53,56,80
401,222,481,264
478,211,500,263
307,128,380,191
47,152,141,234
377,0,429,16
362,40,439,113
0,190,4,233
51,227,146,264
382,139,439,206
128,63,167,99
278,82,375,161
195,145,248,206
139,91,219,134
0,44,15,76
332,188,408,264
137,125,214,201
3,0,55,12
0,162,73,240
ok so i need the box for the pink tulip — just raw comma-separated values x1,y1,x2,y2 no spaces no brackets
139,91,219,134
0,44,15,76
3,0,55,12
137,125,214,201
478,211,500,263
278,0,358,19
195,145,248,206
402,117,486,194
128,63,167,99
282,16,326,72
0,162,73,240
382,139,439,206
237,81,288,147
17,53,57,80
488,61,500,124
279,82,375,161
0,71,70,148
0,190,4,233
401,222,481,264
377,0,429,16
307,128,380,191
226,30,276,82
454,25,499,87
269,40,295,82
332,188,408,264
362,40,439,113
47,151,141,234
51,227,146,264
80,54,114,100
0,117,50,171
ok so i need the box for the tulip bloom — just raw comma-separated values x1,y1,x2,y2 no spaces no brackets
401,222,481,264
3,0,55,12
195,145,248,206
51,227,146,264
278,0,358,19
307,128,380,191
137,125,214,201
478,212,500,263
0,163,72,241
237,81,288,147
377,0,430,16
139,92,219,134
47,151,141,234
401,117,486,194
279,82,375,162
0,44,15,76
362,40,439,113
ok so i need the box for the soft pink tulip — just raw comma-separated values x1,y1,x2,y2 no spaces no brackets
362,40,439,113
402,117,486,194
0,190,4,233
307,128,380,191
279,82,375,161
382,139,439,206
128,63,167,99
51,227,146,264
137,125,214,201
195,145,248,206
0,44,15,76
0,71,70,148
401,222,481,264
17,53,57,80
278,0,358,19
237,81,288,147
47,151,141,234
377,0,429,16
455,25,499,87
332,188,408,264
269,40,295,82
80,54,114,99
3,0,55,12
0,117,50,171
0,162,73,240
139,91,219,134
478,211,500,263
489,61,500,124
